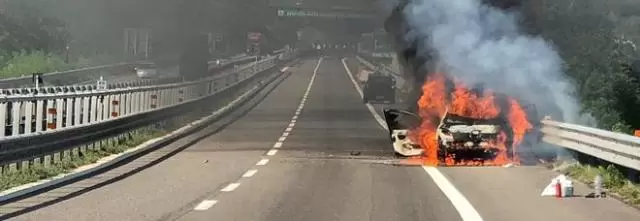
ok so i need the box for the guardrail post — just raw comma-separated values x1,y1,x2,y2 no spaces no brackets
131,92,139,114
178,89,184,102
0,102,7,137
150,92,158,109
24,101,34,134
82,96,90,124
118,93,126,116
65,97,73,127
90,95,98,122
56,98,64,129
46,103,56,130
102,95,110,120
11,101,21,135
125,92,133,116
73,96,82,126
111,98,120,117
35,100,44,132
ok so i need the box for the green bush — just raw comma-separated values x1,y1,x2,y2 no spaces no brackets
0,51,69,78
562,163,640,207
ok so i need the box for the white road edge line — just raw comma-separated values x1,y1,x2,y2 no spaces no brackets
292,116,298,120
221,183,240,192
274,142,284,148
340,58,484,221
267,149,278,156
242,169,258,178
288,123,295,127
193,200,218,211
282,132,290,137
277,137,286,142
285,127,293,132
256,159,269,166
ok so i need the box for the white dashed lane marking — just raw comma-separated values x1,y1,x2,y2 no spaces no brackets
266,149,278,156
256,159,269,166
192,58,325,212
242,169,258,178
221,183,241,192
193,200,218,211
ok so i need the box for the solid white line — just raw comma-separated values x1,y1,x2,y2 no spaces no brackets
278,136,286,142
256,159,269,166
221,183,240,192
242,169,258,178
340,58,387,129
274,142,283,148
285,127,293,132
282,132,290,137
267,149,278,156
423,167,484,221
288,123,295,127
193,200,218,211
340,57,484,221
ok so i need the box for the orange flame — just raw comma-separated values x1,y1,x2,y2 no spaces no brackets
410,72,532,166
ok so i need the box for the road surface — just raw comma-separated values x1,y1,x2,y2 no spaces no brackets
3,57,640,221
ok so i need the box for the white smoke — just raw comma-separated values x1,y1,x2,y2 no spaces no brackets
401,0,584,123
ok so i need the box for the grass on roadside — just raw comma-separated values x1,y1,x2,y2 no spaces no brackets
0,128,166,192
556,161,640,207
0,50,121,79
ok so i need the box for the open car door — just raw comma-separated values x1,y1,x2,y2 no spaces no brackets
383,108,423,157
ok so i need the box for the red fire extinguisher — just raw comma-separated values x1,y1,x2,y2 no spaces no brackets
555,180,562,198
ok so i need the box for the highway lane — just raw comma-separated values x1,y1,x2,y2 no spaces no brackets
2,58,315,221
5,56,640,221
175,57,461,221
341,57,640,221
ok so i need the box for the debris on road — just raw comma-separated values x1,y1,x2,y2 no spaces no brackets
502,163,515,168
541,174,574,197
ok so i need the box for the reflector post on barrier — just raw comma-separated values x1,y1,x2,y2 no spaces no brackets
150,94,158,108
111,100,119,117
47,108,57,129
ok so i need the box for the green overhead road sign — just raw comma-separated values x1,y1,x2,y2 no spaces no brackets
277,8,374,19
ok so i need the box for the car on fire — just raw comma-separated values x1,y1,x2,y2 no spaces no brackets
383,108,514,163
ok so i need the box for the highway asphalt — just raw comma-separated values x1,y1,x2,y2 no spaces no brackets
3,57,640,221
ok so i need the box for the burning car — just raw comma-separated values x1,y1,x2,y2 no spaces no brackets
383,72,532,166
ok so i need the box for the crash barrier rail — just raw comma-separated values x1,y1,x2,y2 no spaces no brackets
0,52,250,89
0,50,296,169
354,55,640,173
0,54,269,95
541,119,640,171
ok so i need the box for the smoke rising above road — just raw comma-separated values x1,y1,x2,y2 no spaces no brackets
394,0,585,124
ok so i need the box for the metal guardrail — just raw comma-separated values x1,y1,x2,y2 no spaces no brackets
0,54,258,94
0,49,296,166
0,52,251,88
541,119,640,171
355,54,640,172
